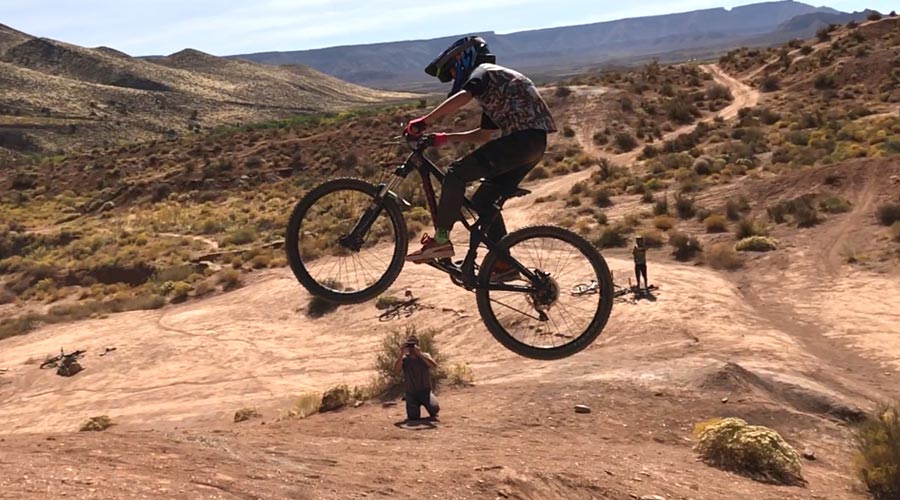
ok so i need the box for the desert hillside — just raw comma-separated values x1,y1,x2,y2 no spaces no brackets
0,25,413,163
1,14,900,500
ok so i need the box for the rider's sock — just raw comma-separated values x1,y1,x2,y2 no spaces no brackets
434,228,450,244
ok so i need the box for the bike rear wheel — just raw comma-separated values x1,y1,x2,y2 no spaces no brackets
286,178,408,304
476,225,613,360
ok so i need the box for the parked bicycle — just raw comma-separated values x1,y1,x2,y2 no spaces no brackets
286,132,614,360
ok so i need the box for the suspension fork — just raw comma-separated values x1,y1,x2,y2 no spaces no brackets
342,173,405,252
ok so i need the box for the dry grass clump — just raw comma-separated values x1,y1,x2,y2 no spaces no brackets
637,229,665,248
79,415,114,432
234,407,261,423
736,217,769,239
447,363,475,388
853,403,900,500
694,417,805,486
707,243,744,270
653,215,676,231
593,224,629,249
288,392,323,419
320,384,352,412
704,214,728,233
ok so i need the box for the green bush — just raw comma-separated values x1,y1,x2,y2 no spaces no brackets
736,236,779,252
669,231,702,261
593,224,629,249
853,403,900,500
694,417,805,486
876,202,900,226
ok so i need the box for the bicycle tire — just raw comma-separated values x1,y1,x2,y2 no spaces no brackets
286,178,408,304
476,225,614,360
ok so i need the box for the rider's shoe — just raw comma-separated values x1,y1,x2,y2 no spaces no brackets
490,260,521,282
406,234,454,263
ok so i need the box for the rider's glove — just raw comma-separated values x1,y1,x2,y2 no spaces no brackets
404,116,428,137
431,133,449,148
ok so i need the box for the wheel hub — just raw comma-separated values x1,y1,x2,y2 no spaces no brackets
527,272,559,312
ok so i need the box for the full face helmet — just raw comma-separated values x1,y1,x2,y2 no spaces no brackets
425,36,495,96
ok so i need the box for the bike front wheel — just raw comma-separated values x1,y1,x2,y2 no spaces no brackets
476,225,614,360
285,178,408,304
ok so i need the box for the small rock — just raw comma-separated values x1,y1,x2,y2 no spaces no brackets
802,450,816,461
574,404,592,414
640,496,666,500
721,397,729,404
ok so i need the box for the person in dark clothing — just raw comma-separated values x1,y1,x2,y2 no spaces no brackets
393,335,440,421
403,36,557,281
633,236,648,290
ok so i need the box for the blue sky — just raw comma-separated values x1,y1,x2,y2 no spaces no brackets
1,0,892,56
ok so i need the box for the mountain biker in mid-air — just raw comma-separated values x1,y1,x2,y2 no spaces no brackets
402,36,557,280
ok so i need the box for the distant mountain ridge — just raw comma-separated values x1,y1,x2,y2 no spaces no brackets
229,0,843,89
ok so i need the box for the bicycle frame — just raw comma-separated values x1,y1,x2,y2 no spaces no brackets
347,139,544,293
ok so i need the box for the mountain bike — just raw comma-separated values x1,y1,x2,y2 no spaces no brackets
286,132,614,360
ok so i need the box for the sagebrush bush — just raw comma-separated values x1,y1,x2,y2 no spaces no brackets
704,214,729,233
876,202,900,226
736,236,779,252
707,243,744,270
527,165,550,181
80,415,114,432
736,217,768,239
853,403,900,500
669,231,702,261
694,417,805,486
592,188,612,207
654,197,669,216
674,193,696,219
760,75,780,92
726,197,750,221
593,224,629,248
638,229,665,248
653,215,676,231
614,132,638,153
217,269,242,290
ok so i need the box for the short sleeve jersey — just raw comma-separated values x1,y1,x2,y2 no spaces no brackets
463,63,557,137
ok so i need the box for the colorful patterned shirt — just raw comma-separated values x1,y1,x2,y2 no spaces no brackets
463,64,557,137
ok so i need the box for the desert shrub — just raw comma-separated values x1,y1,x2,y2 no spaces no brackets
217,269,242,290
170,281,191,303
638,229,665,248
375,294,403,310
527,165,550,181
222,227,257,246
674,193,696,219
592,188,613,207
555,85,572,98
736,236,779,252
447,363,475,387
666,96,699,124
867,11,882,21
853,403,900,500
641,191,655,203
892,222,900,242
288,392,322,419
704,214,728,233
736,217,769,239
707,243,744,270
594,211,608,226
814,74,837,90
819,195,851,214
726,197,750,221
562,126,576,138
669,231,702,261
593,224,629,249
816,25,834,42
194,280,215,297
800,45,814,55
80,415,114,432
794,203,820,228
694,417,805,486
614,132,638,152
372,326,446,397
320,384,352,412
592,132,609,146
654,196,669,216
760,75,780,92
233,407,261,423
307,290,339,318
707,84,733,101
876,202,900,226
653,215,676,231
